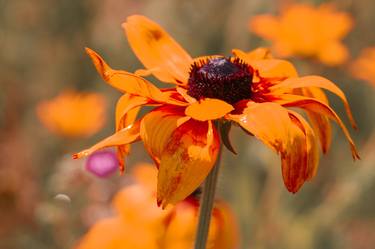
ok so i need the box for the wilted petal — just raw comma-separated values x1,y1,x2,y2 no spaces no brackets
123,15,192,84
157,120,220,208
228,102,316,192
275,94,360,159
185,98,234,121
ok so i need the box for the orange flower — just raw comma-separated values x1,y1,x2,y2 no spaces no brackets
350,47,375,87
37,90,106,137
75,165,238,249
249,3,353,66
73,15,359,208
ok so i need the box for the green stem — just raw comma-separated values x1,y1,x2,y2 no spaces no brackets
194,146,222,249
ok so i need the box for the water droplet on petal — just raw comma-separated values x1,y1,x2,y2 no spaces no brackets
85,150,118,178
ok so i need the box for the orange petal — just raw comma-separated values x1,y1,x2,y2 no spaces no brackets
228,102,292,153
85,48,169,101
140,106,190,166
301,87,332,153
270,75,357,128
275,94,360,160
72,121,141,159
233,49,297,79
123,15,192,84
228,102,310,192
157,120,220,208
185,98,234,121
288,110,320,180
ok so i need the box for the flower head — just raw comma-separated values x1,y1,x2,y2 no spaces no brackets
75,165,238,249
73,15,359,208
350,47,375,87
249,3,353,66
37,90,106,138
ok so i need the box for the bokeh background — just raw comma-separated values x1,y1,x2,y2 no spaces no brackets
1,0,375,248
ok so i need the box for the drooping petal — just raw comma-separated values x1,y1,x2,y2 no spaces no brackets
185,98,234,121
140,106,190,165
72,121,141,159
301,87,332,153
123,15,192,84
288,110,320,180
85,48,168,102
270,75,357,128
228,102,310,192
157,120,220,208
275,94,360,159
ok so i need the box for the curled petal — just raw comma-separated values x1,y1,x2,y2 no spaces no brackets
288,111,320,180
157,120,220,208
123,15,192,84
302,87,332,153
140,106,190,165
185,98,234,121
270,75,357,128
72,121,141,159
275,94,360,160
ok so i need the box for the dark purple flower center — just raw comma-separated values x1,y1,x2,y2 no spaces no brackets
187,57,253,104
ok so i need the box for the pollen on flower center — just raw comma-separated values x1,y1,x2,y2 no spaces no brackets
187,57,253,104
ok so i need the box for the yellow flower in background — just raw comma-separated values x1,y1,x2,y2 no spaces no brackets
37,90,106,138
249,3,353,66
73,15,359,208
75,165,238,249
350,47,375,87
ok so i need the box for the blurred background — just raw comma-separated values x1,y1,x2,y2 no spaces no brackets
1,0,375,248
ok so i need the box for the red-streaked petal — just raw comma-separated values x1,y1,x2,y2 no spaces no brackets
72,121,141,159
302,87,332,153
157,120,220,208
288,110,320,180
270,75,357,128
275,94,360,159
140,106,190,166
228,102,310,192
185,98,234,121
122,15,192,84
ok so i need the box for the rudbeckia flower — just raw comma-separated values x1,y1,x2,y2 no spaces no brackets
37,90,106,137
73,15,359,208
75,164,238,249
249,3,353,66
350,47,375,87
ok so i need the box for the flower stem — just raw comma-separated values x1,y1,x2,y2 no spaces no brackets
194,146,222,249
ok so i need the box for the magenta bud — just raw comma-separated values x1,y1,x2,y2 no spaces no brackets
85,150,118,178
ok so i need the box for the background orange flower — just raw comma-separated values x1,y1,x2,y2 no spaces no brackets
37,90,107,138
249,3,353,66
351,47,375,87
